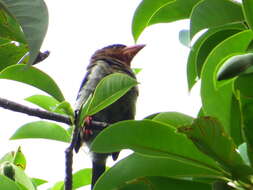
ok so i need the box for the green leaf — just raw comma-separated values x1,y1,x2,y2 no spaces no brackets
217,53,253,80
0,64,65,101
151,111,194,128
179,29,190,47
187,23,245,90
132,0,201,41
82,73,138,116
120,177,212,190
31,178,47,187
235,93,253,165
55,101,74,117
91,120,222,172
0,42,28,71
1,163,35,190
13,147,26,170
49,181,64,190
143,113,160,119
132,68,142,75
243,0,253,31
201,30,253,134
179,117,244,171
25,95,74,117
0,174,21,190
10,121,70,143
190,0,244,39
0,7,26,43
93,153,224,190
1,0,48,64
132,0,174,41
0,147,27,171
25,95,60,112
229,95,243,146
234,73,253,98
72,168,92,188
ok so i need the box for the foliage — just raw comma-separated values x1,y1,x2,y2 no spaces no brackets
1,0,253,190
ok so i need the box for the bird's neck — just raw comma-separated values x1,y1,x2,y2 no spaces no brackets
90,57,136,78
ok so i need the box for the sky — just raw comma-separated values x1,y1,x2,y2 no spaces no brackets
0,0,201,189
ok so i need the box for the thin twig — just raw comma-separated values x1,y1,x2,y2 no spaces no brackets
0,97,72,125
64,122,80,190
64,114,109,190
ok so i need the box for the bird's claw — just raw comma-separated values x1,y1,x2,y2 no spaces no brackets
85,116,92,126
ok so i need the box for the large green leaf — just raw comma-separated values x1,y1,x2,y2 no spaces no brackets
201,30,253,134
151,111,194,127
0,174,21,190
10,121,70,143
243,0,253,31
81,73,138,117
119,177,212,190
132,0,201,41
179,117,244,171
187,23,245,90
0,41,28,71
0,0,48,64
93,153,224,190
132,0,174,41
190,0,244,39
0,64,65,101
0,7,26,43
91,120,222,172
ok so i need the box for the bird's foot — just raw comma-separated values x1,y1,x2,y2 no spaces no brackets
83,116,93,140
84,116,93,125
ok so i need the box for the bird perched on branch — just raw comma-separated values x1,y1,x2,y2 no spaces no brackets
74,44,145,189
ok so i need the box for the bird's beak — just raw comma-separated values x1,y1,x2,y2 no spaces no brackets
122,44,145,59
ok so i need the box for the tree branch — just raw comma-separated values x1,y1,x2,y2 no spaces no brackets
0,97,109,129
0,97,72,125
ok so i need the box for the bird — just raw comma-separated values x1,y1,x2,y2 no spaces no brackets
74,44,145,189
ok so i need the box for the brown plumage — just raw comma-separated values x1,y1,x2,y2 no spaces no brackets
74,44,144,189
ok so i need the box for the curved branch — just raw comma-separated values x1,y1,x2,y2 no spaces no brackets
0,97,72,125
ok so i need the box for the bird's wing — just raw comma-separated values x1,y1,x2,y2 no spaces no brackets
75,60,112,111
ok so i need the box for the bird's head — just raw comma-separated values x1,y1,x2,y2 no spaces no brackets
91,44,145,66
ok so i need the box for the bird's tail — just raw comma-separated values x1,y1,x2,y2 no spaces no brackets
91,158,106,189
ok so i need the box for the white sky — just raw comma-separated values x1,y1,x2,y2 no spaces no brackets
0,0,201,189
